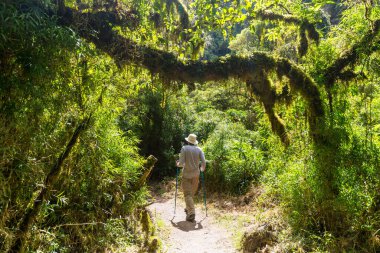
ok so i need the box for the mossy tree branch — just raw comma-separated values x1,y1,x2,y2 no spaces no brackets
56,5,324,145
323,19,380,113
323,19,380,88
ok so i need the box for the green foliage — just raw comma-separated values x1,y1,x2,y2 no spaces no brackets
336,137,380,224
119,83,189,178
30,107,147,252
262,110,380,251
2,0,380,252
0,2,77,81
118,78,268,195
0,3,81,244
203,31,231,60
193,109,226,140
229,28,259,56
0,1,149,251
203,121,266,195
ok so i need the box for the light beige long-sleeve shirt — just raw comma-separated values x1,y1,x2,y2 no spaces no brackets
178,145,206,179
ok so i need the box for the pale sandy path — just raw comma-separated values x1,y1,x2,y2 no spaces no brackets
147,196,237,253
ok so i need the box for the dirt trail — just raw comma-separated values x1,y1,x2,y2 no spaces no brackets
147,190,238,253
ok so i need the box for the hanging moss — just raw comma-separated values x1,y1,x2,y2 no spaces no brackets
170,0,189,29
256,11,320,45
246,75,290,146
321,19,380,113
276,58,323,116
277,84,292,106
150,12,162,29
264,104,290,146
298,25,308,57
256,10,320,57
304,21,320,45
275,58,324,142
150,0,189,31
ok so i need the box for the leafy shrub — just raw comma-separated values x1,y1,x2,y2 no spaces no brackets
262,128,380,251
193,109,226,141
335,137,380,232
203,122,266,194
26,101,148,252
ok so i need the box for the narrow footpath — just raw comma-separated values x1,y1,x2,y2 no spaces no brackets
147,186,238,253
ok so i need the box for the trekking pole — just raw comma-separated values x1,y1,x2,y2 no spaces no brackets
174,166,179,216
200,171,207,217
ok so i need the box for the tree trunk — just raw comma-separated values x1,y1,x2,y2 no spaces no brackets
8,116,92,253
135,155,158,190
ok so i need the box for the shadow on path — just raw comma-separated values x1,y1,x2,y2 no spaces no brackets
170,220,203,232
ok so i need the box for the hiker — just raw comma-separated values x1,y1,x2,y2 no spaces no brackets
176,134,206,222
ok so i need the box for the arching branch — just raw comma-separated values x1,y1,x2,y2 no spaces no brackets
55,6,324,144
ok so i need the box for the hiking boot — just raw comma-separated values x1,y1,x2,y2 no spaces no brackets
186,213,195,222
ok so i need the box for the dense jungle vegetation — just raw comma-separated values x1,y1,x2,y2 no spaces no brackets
1,0,380,252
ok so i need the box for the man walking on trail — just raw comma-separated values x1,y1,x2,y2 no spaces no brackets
176,134,206,222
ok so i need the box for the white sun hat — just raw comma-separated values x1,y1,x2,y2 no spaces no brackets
185,134,198,145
